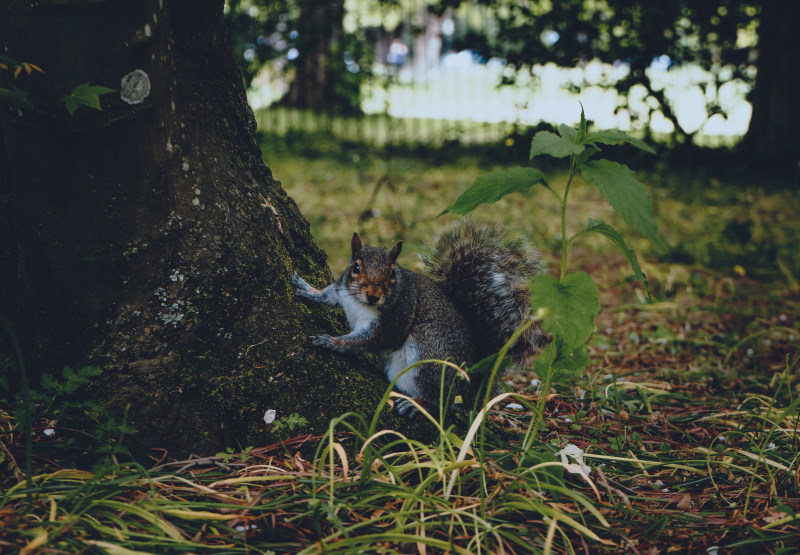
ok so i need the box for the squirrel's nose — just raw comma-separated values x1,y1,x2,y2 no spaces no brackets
366,294,381,305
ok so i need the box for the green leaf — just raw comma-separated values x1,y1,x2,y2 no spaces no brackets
583,219,653,302
62,96,79,116
533,336,589,383
552,343,589,379
582,129,656,154
532,339,556,375
59,82,115,116
532,339,590,381
0,87,33,111
441,166,545,216
529,130,584,160
579,159,666,250
530,272,599,355
558,124,578,143
576,143,600,166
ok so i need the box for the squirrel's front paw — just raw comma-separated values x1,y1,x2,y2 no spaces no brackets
291,272,310,295
309,334,330,345
309,334,336,348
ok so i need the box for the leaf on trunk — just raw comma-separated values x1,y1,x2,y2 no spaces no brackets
60,82,115,116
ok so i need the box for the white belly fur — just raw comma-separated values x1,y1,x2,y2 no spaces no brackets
384,335,421,398
337,287,379,331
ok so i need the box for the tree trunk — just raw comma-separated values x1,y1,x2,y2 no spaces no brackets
280,0,358,114
0,0,406,460
742,0,800,181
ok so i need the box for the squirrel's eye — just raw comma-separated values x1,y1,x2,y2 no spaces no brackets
352,262,361,275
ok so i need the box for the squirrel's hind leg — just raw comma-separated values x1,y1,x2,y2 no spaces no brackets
393,398,419,418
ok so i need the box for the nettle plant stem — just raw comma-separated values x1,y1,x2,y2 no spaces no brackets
442,104,664,395
560,156,579,282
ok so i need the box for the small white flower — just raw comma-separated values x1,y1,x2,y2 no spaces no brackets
505,403,524,411
44,428,55,437
235,523,257,533
530,378,541,387
557,443,591,475
264,409,276,424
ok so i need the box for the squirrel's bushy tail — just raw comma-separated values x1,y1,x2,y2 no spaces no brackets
421,218,551,369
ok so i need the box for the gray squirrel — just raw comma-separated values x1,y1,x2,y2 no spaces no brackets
291,219,551,417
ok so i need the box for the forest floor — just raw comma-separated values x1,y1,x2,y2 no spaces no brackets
271,140,800,551
2,139,799,553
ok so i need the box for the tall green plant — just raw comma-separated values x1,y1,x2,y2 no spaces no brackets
441,107,663,388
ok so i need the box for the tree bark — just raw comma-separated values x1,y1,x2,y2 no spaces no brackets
742,0,800,181
0,0,407,460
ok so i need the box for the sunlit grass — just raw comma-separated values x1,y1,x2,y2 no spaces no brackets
265,133,800,287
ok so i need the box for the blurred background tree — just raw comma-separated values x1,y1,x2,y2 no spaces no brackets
225,0,369,114
225,0,797,178
462,0,797,173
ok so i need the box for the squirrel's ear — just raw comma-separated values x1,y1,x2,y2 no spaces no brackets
351,233,362,257
389,241,403,262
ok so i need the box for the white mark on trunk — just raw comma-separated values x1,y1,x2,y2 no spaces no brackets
120,69,151,105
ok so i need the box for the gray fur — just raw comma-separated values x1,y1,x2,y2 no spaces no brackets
420,218,551,369
293,221,550,418
293,239,474,416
